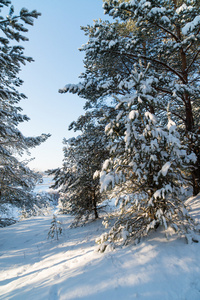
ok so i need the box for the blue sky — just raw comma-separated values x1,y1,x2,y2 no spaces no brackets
10,0,107,171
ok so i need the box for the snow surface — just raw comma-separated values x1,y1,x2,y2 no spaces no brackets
0,195,200,300
34,176,54,194
0,176,55,222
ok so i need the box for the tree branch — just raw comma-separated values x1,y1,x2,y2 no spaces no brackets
186,48,200,73
154,22,179,42
124,52,186,83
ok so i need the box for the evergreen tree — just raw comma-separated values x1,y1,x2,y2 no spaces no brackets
96,64,197,250
57,0,200,247
49,120,109,226
0,1,50,208
59,0,200,195
48,214,62,241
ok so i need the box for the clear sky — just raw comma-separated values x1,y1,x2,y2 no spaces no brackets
10,0,107,171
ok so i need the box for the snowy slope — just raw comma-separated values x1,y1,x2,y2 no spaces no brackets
0,195,200,300
34,176,54,194
0,176,54,222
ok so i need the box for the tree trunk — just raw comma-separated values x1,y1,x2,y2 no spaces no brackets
175,20,199,195
92,190,99,219
191,139,200,195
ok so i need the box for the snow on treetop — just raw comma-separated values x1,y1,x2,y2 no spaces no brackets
176,4,193,15
129,110,139,120
148,7,166,17
182,15,200,35
144,111,157,124
109,40,117,48
160,161,171,177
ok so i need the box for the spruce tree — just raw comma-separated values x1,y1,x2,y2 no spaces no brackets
0,1,50,209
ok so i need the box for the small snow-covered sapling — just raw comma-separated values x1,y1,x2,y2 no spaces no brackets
48,214,62,240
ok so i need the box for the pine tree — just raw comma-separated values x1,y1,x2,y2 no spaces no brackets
96,64,197,250
103,0,200,194
49,120,109,227
59,0,200,195
58,0,200,247
0,1,50,208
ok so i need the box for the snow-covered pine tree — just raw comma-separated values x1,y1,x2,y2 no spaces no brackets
103,0,200,194
49,120,109,227
0,1,50,209
96,63,197,250
59,0,200,195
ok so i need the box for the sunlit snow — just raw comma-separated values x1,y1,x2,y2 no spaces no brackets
0,194,200,299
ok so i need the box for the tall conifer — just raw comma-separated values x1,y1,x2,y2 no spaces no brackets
0,1,50,207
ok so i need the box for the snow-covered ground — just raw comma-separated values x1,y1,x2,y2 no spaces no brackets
0,176,55,223
0,195,200,300
34,176,54,194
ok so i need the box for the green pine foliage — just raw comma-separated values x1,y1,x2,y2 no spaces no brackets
60,0,200,196
58,0,200,248
102,0,200,195
49,121,109,227
0,1,50,209
97,64,197,250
